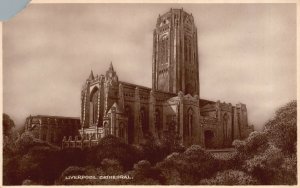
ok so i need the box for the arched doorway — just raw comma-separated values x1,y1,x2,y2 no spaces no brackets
204,130,214,148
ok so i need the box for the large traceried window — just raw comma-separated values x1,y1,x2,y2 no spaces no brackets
223,113,229,140
90,87,99,125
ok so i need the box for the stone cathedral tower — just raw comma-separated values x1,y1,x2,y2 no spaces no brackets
152,8,199,96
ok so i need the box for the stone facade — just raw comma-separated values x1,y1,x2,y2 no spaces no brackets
63,8,254,149
25,115,80,146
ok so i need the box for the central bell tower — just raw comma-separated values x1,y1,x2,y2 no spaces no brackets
152,8,199,96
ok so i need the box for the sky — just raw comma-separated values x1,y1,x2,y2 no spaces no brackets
3,3,297,130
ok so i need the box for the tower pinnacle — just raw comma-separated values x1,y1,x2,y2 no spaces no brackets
109,62,114,71
88,70,94,80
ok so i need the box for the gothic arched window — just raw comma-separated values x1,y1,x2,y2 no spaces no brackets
90,87,99,125
188,108,194,137
223,113,229,140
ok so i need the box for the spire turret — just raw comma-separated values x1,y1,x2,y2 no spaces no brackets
109,62,114,71
88,70,94,80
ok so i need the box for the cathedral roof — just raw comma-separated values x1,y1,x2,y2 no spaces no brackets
199,99,216,107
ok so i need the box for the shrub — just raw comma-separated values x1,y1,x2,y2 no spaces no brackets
156,145,218,185
264,100,297,155
199,170,259,185
87,135,142,170
126,160,164,185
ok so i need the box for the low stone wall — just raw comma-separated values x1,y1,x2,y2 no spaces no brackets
61,136,99,149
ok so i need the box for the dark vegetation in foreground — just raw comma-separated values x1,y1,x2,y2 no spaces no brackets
3,100,297,185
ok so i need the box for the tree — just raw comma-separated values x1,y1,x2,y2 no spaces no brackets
243,144,284,184
232,131,269,160
3,113,18,156
3,113,15,136
18,145,62,184
160,130,185,155
264,100,297,154
4,131,63,185
139,132,165,164
232,100,298,185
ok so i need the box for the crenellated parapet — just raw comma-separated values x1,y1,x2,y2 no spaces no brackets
61,136,99,149
200,116,218,127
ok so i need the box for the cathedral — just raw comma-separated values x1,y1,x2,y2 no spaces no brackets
75,8,253,148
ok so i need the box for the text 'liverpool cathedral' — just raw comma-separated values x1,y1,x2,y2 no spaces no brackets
26,9,253,149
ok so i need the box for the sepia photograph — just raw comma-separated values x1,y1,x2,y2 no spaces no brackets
2,2,297,185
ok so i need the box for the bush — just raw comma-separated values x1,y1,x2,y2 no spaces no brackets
126,160,165,185
160,131,186,155
243,144,283,184
156,145,218,185
280,154,297,184
87,135,142,170
232,100,298,185
56,159,127,185
199,170,259,185
18,146,62,184
56,166,88,185
233,131,270,163
139,133,166,164
4,131,64,185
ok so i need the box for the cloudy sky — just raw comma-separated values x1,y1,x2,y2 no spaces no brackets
3,3,296,130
